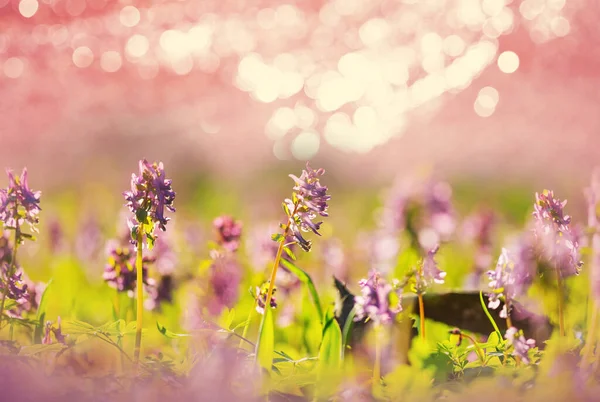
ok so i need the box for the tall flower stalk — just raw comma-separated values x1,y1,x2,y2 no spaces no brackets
262,163,330,321
255,163,330,360
0,169,41,325
123,159,175,366
532,190,582,337
353,270,402,396
414,246,445,340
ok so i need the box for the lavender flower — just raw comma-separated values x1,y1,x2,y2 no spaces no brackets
487,239,535,317
462,210,496,288
124,159,175,245
255,283,277,315
505,326,536,364
0,262,28,305
285,163,331,252
357,230,400,275
533,190,582,278
354,271,402,325
103,239,156,297
213,216,243,252
47,218,66,254
0,231,13,265
207,251,241,315
415,246,446,293
75,217,103,262
321,238,347,282
0,168,41,236
381,176,455,251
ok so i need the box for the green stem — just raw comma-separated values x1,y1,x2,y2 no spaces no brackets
479,291,502,338
418,293,426,340
133,230,144,367
0,221,20,327
555,266,565,337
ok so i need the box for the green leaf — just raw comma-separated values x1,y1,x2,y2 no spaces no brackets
256,307,275,372
283,246,296,261
271,233,284,242
62,319,97,335
156,322,191,339
318,310,343,370
282,202,291,217
280,259,323,320
341,306,356,359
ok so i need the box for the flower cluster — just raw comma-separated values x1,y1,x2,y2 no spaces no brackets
0,263,28,306
145,236,178,311
354,270,402,325
124,159,176,245
505,327,536,364
103,239,156,297
284,163,330,252
0,168,41,238
532,190,582,278
213,216,243,252
255,283,277,315
487,239,535,317
462,210,496,287
207,250,241,315
382,176,455,251
415,246,446,293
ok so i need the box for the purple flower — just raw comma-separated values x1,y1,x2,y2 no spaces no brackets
381,176,455,251
8,273,46,318
505,326,536,364
75,217,103,262
487,238,536,317
207,251,241,315
213,216,243,252
151,235,178,276
124,159,175,244
47,218,66,254
103,239,156,297
357,230,400,275
462,210,496,288
285,163,330,252
255,283,277,315
321,238,347,282
0,262,28,304
0,168,41,236
353,270,402,325
0,231,13,265
533,190,582,278
415,246,446,293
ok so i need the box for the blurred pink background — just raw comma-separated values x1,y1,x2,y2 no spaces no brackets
0,0,598,189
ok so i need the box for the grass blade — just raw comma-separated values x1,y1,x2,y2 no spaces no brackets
280,259,323,320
